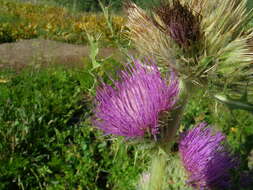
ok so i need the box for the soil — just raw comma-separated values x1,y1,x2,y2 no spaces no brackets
0,39,134,70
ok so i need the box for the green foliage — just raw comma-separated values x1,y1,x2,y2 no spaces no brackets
0,66,147,189
181,90,213,130
0,0,127,46
248,0,253,10
166,155,192,190
18,0,157,12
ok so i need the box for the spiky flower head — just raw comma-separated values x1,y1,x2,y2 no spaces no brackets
126,0,253,96
154,0,201,48
179,123,238,189
94,59,179,139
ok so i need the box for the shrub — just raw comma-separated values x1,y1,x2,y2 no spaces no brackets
18,0,156,12
0,0,127,46
0,66,148,190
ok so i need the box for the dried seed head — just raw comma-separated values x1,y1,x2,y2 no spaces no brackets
154,0,201,48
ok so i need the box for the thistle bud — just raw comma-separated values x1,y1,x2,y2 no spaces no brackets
154,0,201,48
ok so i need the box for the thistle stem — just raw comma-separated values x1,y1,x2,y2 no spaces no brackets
147,150,167,190
139,80,194,190
159,79,191,152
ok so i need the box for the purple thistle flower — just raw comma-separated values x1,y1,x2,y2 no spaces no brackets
154,0,201,48
94,59,179,139
179,123,238,190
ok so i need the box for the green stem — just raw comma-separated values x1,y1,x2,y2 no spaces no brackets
140,80,195,190
158,79,191,151
147,150,167,190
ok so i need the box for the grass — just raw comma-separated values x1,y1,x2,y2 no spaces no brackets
0,65,150,190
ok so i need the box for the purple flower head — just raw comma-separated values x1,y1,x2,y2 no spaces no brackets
179,123,238,190
94,59,179,139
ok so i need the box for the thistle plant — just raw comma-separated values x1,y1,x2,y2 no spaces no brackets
92,1,253,190
93,58,181,190
179,123,238,189
126,0,253,97
153,0,201,49
94,58,179,140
